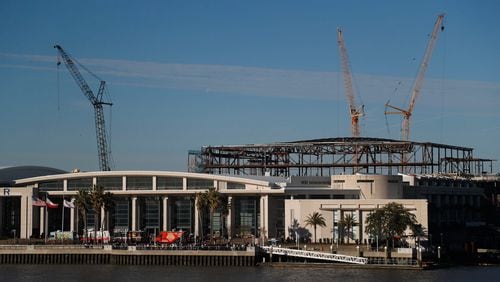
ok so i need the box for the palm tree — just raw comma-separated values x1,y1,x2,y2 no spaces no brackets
74,189,90,242
102,192,114,231
304,212,326,243
196,192,208,242
206,188,222,243
89,185,105,243
410,223,425,248
339,213,357,244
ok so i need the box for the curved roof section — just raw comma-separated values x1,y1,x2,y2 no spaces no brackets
0,166,67,186
14,170,273,187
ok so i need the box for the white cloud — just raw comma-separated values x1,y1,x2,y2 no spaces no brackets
1,52,499,109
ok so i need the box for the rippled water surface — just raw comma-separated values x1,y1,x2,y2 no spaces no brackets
1,264,499,282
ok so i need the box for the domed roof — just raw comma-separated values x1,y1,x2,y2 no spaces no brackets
0,166,66,186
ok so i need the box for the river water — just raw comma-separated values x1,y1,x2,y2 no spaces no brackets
1,264,499,282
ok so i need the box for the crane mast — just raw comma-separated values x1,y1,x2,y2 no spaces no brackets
337,28,364,137
385,14,445,141
54,45,112,171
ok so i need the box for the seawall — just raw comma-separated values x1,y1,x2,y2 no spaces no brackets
0,245,256,266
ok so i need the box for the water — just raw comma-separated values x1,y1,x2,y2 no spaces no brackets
1,265,499,282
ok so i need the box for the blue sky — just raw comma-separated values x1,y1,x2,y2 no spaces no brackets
1,0,499,172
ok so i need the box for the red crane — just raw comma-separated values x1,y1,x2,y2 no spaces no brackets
385,14,445,141
337,27,364,137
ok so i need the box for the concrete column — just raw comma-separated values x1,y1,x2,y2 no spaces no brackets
358,209,363,243
39,207,45,236
259,195,269,243
0,198,3,237
101,206,105,230
227,196,233,239
265,196,269,239
70,197,75,232
131,196,137,231
194,196,199,238
162,196,168,231
122,176,127,191
20,195,30,239
153,176,157,191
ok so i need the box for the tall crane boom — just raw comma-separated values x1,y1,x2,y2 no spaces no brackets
54,45,112,171
385,14,445,141
337,28,364,137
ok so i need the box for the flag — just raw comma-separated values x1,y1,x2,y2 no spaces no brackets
46,197,59,208
32,196,47,207
63,199,75,209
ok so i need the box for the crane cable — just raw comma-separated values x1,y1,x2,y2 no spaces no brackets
439,17,447,143
56,54,61,114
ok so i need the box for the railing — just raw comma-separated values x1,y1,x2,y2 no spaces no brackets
133,245,249,251
261,246,368,265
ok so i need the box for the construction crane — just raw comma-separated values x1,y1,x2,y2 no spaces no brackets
54,45,112,171
337,27,364,138
385,14,445,141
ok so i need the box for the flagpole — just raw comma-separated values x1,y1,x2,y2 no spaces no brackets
61,196,65,243
44,205,48,244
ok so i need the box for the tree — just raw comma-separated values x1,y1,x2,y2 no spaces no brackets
410,223,426,247
364,209,384,246
89,185,105,243
206,188,222,243
339,213,357,244
74,189,90,242
365,202,418,249
196,188,224,244
304,212,326,243
195,192,208,242
102,192,114,231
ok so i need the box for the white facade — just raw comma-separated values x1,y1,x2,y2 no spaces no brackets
2,171,435,242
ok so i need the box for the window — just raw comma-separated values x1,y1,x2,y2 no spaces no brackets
67,178,92,191
227,182,245,190
309,195,331,199
235,197,258,236
187,178,213,190
38,181,63,191
141,197,160,230
157,177,183,190
113,198,130,229
127,176,152,190
97,177,122,191
171,197,193,232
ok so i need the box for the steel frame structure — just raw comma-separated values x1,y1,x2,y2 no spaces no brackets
188,137,493,177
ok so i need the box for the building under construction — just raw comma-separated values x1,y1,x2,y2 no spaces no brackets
188,137,494,178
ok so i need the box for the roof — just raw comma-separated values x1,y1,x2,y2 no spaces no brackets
0,166,67,186
13,170,274,187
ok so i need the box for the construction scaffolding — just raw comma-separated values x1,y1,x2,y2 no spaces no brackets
188,137,494,177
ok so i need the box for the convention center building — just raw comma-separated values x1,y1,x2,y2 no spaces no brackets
2,165,480,245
